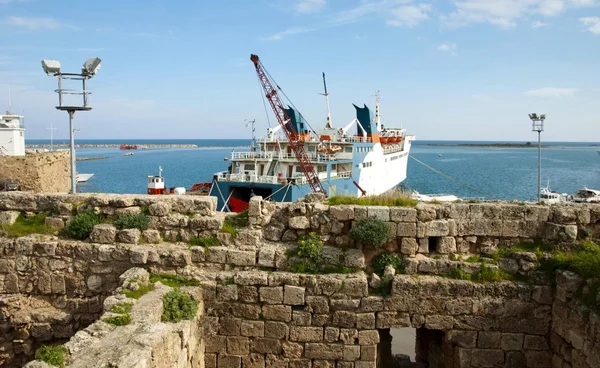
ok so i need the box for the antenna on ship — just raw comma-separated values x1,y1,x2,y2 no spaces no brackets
372,90,381,131
245,119,257,152
319,72,332,129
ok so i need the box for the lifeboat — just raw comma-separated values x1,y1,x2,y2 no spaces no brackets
317,144,342,155
189,182,212,195
389,137,399,143
380,137,390,144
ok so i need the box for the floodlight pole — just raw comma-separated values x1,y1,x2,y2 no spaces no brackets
529,114,545,202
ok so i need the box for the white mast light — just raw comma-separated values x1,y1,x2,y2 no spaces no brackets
82,57,102,76
41,60,61,75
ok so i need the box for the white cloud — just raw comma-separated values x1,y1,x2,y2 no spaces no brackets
387,4,432,27
294,0,326,14
525,87,579,97
579,16,600,34
266,0,415,40
531,20,548,27
3,16,74,30
438,42,457,55
442,0,599,28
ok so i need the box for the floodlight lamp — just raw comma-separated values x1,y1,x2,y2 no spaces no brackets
540,114,546,120
82,57,101,76
41,60,61,75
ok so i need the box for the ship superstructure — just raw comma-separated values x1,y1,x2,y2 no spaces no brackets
206,54,415,212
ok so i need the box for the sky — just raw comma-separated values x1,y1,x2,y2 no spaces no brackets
0,0,599,141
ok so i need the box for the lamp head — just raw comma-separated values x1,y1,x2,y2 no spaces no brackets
41,60,61,75
82,57,101,77
540,114,546,120
528,113,538,120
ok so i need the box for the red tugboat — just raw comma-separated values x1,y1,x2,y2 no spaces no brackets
120,144,138,150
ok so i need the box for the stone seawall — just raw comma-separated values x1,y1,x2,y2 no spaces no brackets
0,192,599,367
0,152,69,193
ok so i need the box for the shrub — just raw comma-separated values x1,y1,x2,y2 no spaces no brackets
220,210,249,238
189,234,218,247
35,345,68,367
0,213,53,237
349,218,394,249
297,232,323,263
443,266,471,280
162,289,199,323
103,314,131,326
371,252,405,276
150,273,201,287
114,213,149,230
471,264,506,283
67,211,102,240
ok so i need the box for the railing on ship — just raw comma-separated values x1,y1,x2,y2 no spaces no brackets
231,152,351,162
257,135,373,144
214,170,353,185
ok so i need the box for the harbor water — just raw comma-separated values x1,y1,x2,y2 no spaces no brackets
25,139,600,201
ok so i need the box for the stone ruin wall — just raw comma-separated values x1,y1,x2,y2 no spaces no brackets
0,152,70,193
0,192,599,367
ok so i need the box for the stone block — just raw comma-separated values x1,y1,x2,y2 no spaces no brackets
332,311,356,328
367,206,389,221
284,285,305,305
228,249,256,266
324,327,340,342
258,247,276,267
471,349,504,367
356,313,376,329
305,343,344,360
343,345,361,361
330,299,360,311
234,271,269,286
290,326,324,342
283,342,304,359
437,237,456,254
238,286,258,303
44,217,64,230
217,284,238,301
262,305,292,322
355,361,376,368
141,229,161,244
218,354,241,368
342,249,366,268
477,331,501,349
264,321,289,339
525,351,552,367
219,317,241,335
0,210,19,225
400,238,418,255
524,335,549,350
361,345,377,361
260,287,284,304
376,311,410,329
501,333,523,351
358,330,379,345
252,338,283,354
397,222,417,238
129,246,148,264
330,205,354,221
306,296,329,314
390,207,417,222
241,320,265,337
292,310,311,326
242,354,266,368
207,247,229,264
425,315,454,330
446,330,477,348
289,216,310,229
89,224,117,243
227,336,250,355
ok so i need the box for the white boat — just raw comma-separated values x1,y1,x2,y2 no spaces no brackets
76,173,94,183
200,55,415,212
539,185,568,204
124,152,134,156
411,191,460,202
570,187,600,203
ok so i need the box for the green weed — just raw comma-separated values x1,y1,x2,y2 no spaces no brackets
114,213,149,231
67,211,102,240
328,193,417,207
35,345,68,367
349,218,395,249
189,234,218,247
371,252,405,276
150,273,201,287
110,303,133,314
162,289,199,323
0,213,53,237
122,283,155,299
103,314,131,326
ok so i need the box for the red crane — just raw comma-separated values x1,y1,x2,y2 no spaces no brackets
250,54,326,197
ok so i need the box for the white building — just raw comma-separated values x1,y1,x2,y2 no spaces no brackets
0,111,25,156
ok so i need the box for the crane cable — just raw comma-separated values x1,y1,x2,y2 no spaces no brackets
260,61,320,137
408,155,495,199
256,72,272,128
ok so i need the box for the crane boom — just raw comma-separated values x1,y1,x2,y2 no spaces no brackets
250,54,326,196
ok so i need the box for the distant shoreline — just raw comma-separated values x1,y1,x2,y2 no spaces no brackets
425,143,549,148
25,144,250,149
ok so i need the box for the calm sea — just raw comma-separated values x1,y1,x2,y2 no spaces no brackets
25,139,600,201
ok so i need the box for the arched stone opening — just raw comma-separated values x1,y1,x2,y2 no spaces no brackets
378,327,452,367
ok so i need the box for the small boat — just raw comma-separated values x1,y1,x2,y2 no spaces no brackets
120,144,138,150
224,157,229,161
539,185,568,204
124,152,134,156
76,173,94,183
570,187,600,203
438,154,442,158
411,191,460,202
597,150,600,156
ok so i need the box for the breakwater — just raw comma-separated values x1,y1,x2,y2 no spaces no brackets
76,156,108,161
26,144,200,149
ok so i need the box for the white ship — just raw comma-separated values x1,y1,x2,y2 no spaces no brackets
76,173,94,183
194,54,415,212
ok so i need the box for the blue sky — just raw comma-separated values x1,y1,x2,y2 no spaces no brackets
1,0,599,141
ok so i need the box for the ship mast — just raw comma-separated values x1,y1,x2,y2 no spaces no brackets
320,72,332,129
374,90,381,130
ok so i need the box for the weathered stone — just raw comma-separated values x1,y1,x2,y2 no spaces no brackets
289,216,310,230
306,296,329,314
290,326,323,342
148,202,170,216
400,238,418,255
471,349,504,367
304,343,344,360
228,249,256,266
358,330,380,345
390,207,417,222
89,224,117,243
330,205,354,221
141,229,161,243
260,287,284,304
0,210,19,225
284,285,305,305
117,228,140,244
477,331,501,349
376,311,410,328
263,305,292,322
264,321,289,339
332,311,356,328
367,206,389,221
447,330,477,348
44,217,64,230
252,338,283,354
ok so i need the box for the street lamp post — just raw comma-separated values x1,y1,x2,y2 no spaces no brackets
245,119,256,152
42,58,101,194
528,113,546,202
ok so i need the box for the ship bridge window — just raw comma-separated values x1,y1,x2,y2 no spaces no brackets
244,164,255,171
308,146,316,152
345,147,352,153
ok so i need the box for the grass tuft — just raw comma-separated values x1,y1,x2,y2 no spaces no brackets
189,234,218,247
103,314,131,326
0,213,53,237
328,192,417,207
162,289,199,323
110,303,133,314
114,213,149,231
150,273,201,287
35,345,69,367
122,283,155,299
